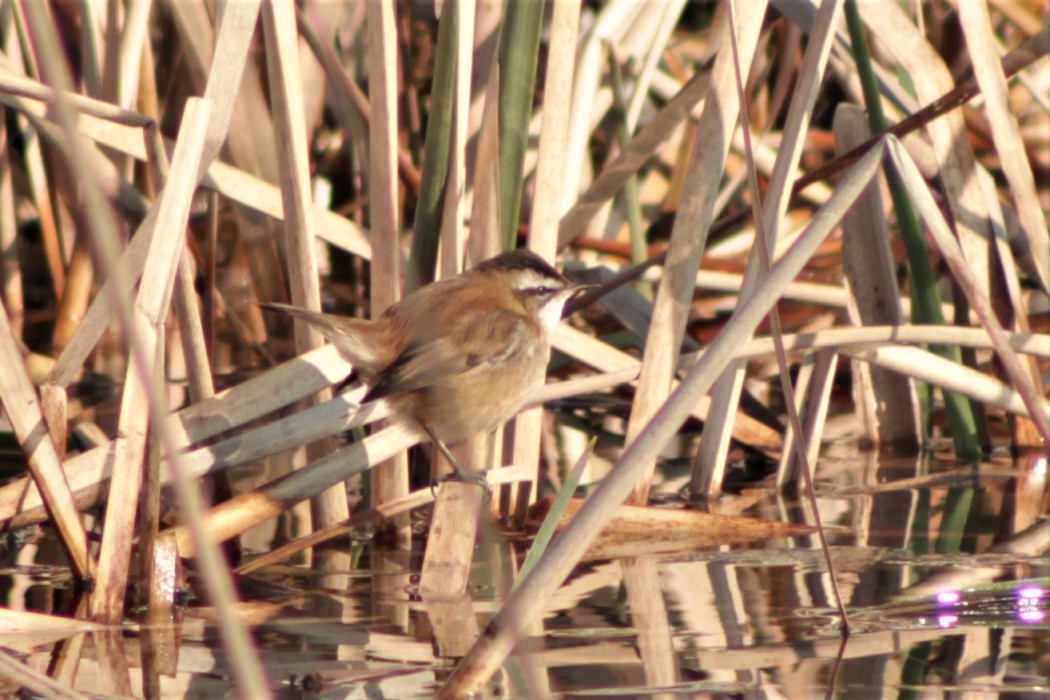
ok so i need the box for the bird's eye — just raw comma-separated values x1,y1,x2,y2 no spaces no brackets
526,286,556,296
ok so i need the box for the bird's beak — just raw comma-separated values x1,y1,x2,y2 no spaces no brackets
562,283,600,317
569,282,599,296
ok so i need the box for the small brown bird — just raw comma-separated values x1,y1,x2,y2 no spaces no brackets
261,249,591,488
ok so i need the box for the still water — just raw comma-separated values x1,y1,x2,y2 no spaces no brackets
2,444,1047,698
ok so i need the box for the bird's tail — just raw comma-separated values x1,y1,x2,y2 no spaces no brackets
259,302,387,372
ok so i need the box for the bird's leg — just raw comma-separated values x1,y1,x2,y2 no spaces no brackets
423,425,492,498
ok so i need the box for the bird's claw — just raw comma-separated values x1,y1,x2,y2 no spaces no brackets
430,470,493,500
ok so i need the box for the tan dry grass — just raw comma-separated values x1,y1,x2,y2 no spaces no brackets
0,3,1047,697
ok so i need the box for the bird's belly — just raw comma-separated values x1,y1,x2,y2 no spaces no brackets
409,349,548,445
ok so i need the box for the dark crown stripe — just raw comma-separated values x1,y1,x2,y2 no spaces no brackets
474,249,565,281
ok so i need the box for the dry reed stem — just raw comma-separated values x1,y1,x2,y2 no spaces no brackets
439,125,887,700
137,332,166,628
696,268,850,308
0,606,99,653
693,0,842,498
467,53,503,266
886,137,1050,441
93,98,211,623
3,322,1044,529
511,0,582,513
775,346,818,488
0,107,20,335
175,344,352,443
860,2,996,301
21,124,65,296
643,264,985,324
262,2,326,346
557,68,711,248
0,380,590,527
626,2,688,130
235,464,532,576
724,0,848,631
835,104,921,448
957,1,1048,445
166,421,424,557
624,0,768,505
421,481,483,600
421,0,486,601
164,324,1045,475
958,1,1049,290
292,3,339,137
3,2,65,300
842,344,1049,420
52,235,96,353
0,82,364,411
0,71,152,126
438,0,474,277
174,390,376,479
0,303,92,578
110,0,150,114
528,0,580,258
168,1,286,324
553,325,783,451
530,498,816,562
0,69,371,257
38,383,67,461
43,204,151,388
172,254,215,402
728,129,835,206
561,0,643,213
622,558,675,686
0,645,89,700
296,5,422,193
798,28,1050,219
263,0,348,531
777,349,838,488
426,597,483,660
366,0,410,534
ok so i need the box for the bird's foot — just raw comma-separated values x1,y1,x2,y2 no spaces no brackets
423,428,493,500
431,468,493,500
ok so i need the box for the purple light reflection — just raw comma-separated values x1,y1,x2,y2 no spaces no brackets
1018,610,1046,624
1016,584,1047,625
1017,585,1046,601
936,591,960,605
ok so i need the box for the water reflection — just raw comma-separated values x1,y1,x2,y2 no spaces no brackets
1,446,1046,697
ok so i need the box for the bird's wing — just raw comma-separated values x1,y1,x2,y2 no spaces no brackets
364,309,529,401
